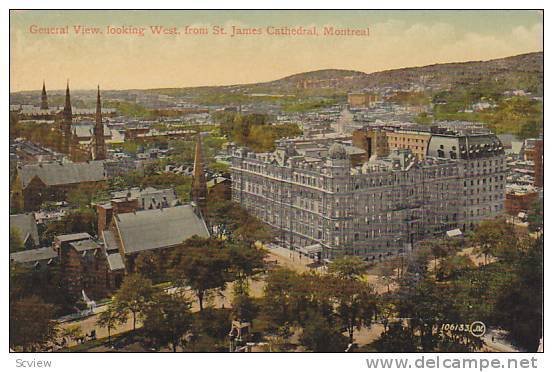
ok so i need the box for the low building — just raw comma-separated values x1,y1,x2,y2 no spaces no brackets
505,185,539,216
102,205,210,272
11,161,107,211
53,232,109,299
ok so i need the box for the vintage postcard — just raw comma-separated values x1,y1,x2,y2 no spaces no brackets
7,7,544,369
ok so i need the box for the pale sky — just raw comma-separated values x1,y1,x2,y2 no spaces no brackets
10,10,543,92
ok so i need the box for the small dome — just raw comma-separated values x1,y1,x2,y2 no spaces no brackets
328,143,347,160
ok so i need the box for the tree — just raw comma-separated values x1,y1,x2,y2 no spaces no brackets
171,237,230,311
300,311,349,352
472,218,514,265
42,208,97,244
261,268,300,330
437,254,475,280
495,236,543,351
231,291,258,324
112,274,154,330
142,291,193,352
373,322,417,352
96,305,127,345
328,255,366,281
227,241,267,294
330,278,376,344
10,296,58,351
234,213,275,247
527,198,543,233
134,251,164,283
67,183,109,208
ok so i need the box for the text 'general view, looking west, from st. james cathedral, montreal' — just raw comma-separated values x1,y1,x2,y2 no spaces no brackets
8,9,543,356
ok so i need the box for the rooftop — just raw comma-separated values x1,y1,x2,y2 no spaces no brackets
115,204,210,255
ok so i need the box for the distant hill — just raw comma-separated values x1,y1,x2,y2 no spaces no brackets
246,51,543,94
142,52,542,98
11,52,543,99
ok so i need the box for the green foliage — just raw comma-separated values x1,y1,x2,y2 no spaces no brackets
67,183,109,208
11,121,65,152
527,198,543,233
494,236,543,351
432,88,543,139
96,305,127,345
472,218,516,265
299,311,349,352
142,291,193,352
207,198,274,245
327,255,366,281
42,208,98,245
170,237,231,311
437,255,476,281
282,98,339,112
213,111,302,152
231,292,258,324
10,296,58,352
104,100,154,119
386,91,431,106
113,274,155,330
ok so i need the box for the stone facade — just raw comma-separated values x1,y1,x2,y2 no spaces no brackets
231,129,506,259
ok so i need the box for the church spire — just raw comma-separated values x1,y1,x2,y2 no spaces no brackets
91,85,106,160
191,134,208,216
62,80,73,154
40,80,48,110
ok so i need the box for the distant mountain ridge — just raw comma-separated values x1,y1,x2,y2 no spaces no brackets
250,51,543,94
11,51,543,97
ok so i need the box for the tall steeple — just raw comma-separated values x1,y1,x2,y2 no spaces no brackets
91,85,106,160
40,80,48,110
191,134,208,216
62,81,73,154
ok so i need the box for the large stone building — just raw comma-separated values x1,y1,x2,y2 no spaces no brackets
230,128,506,259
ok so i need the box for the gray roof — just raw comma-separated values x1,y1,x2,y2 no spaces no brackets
102,230,119,252
55,232,92,243
10,247,57,264
10,213,39,246
69,239,101,252
115,205,209,254
18,161,106,188
106,252,125,271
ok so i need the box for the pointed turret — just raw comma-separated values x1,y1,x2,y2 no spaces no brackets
191,134,208,216
40,81,48,110
91,85,106,160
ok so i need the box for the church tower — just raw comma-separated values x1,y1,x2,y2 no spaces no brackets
191,134,208,217
91,86,106,160
40,81,48,110
62,81,73,154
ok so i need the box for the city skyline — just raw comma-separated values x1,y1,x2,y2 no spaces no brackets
10,10,543,91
